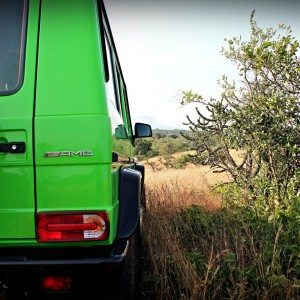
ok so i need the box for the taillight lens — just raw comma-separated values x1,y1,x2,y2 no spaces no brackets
37,212,109,242
42,276,71,291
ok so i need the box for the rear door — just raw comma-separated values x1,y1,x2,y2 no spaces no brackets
0,0,40,240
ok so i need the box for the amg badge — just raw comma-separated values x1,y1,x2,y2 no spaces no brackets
44,150,93,158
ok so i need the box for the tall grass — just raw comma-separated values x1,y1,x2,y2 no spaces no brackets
142,168,300,299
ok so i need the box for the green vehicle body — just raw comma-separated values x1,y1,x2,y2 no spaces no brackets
0,0,150,294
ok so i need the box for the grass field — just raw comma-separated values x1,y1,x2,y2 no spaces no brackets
145,167,225,210
142,165,300,299
142,166,224,299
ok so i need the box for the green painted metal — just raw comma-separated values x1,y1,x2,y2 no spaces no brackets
0,0,134,247
0,0,40,239
36,0,107,117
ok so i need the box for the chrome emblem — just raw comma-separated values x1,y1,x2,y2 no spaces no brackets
44,150,93,158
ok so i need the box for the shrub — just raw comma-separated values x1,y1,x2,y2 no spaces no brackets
143,182,300,299
181,14,300,204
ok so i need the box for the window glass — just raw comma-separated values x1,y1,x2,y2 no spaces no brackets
117,74,129,128
0,0,27,94
122,87,133,137
104,34,122,113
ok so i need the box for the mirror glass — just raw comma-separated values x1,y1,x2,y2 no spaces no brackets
135,123,152,138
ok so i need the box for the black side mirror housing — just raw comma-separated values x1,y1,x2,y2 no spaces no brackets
134,123,152,140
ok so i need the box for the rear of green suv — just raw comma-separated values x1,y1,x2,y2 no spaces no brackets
0,0,151,298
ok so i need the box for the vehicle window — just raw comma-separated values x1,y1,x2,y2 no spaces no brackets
122,87,133,137
117,72,131,136
104,33,122,114
0,0,27,94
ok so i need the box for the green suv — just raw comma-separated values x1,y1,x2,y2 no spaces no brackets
0,0,151,298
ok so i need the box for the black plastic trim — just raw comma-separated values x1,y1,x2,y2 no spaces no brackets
100,1,126,89
0,142,26,154
133,123,153,143
97,0,109,82
124,85,134,143
135,164,145,189
0,241,128,267
112,151,118,162
117,168,142,239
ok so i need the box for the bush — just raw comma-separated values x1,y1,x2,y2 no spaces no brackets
181,14,300,204
134,131,195,160
143,182,300,299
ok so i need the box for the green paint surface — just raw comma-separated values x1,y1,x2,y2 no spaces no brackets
0,0,134,247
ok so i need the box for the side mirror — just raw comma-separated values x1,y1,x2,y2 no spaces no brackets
115,124,127,139
134,123,152,140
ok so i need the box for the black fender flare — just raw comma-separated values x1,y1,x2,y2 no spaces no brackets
135,164,146,207
135,164,145,188
117,168,142,239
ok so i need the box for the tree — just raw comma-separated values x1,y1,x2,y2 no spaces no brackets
182,12,300,201
135,139,153,156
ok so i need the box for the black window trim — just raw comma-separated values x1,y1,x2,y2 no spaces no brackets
122,86,133,138
0,0,29,96
104,31,122,114
114,64,124,116
97,0,125,85
97,0,134,142
97,0,109,82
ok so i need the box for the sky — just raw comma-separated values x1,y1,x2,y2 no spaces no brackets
104,0,300,129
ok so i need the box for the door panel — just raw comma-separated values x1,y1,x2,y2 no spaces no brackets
0,0,40,240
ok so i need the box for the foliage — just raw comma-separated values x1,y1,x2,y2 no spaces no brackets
143,181,300,299
175,199,300,299
135,139,154,156
134,129,193,160
143,15,300,299
182,13,300,203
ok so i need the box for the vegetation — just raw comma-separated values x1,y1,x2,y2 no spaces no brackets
142,15,300,299
143,174,300,299
182,12,300,204
134,129,193,160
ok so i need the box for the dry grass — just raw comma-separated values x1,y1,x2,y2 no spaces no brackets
146,166,230,189
143,149,244,173
142,166,300,299
143,167,223,299
145,167,228,211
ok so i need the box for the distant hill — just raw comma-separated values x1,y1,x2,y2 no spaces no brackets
134,115,186,130
152,128,189,137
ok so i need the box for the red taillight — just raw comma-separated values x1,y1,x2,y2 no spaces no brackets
42,276,71,291
37,212,109,242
